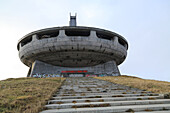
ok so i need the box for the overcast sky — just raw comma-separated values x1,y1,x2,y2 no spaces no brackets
0,0,170,81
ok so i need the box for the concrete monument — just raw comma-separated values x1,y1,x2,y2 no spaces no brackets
17,14,128,77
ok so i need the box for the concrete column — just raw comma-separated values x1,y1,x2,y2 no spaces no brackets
29,60,60,77
58,30,66,37
32,34,38,41
28,61,36,77
113,36,119,47
19,43,22,49
89,31,97,38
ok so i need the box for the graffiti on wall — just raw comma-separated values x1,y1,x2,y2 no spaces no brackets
32,73,62,78
32,73,119,78
85,74,97,77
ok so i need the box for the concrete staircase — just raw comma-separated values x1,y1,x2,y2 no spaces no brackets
40,77,170,113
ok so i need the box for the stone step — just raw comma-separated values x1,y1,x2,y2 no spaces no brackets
50,96,163,104
59,90,146,94
40,104,170,113
46,99,170,109
58,87,145,90
59,87,138,90
137,111,170,113
57,90,150,94
56,91,153,96
40,78,169,113
61,85,142,89
53,93,159,100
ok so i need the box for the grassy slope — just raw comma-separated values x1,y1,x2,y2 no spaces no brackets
95,75,170,94
1,76,169,112
0,77,65,113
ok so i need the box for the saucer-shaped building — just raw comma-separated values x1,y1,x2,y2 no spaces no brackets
17,15,128,77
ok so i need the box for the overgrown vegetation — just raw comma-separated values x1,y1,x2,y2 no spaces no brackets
95,75,170,94
0,77,65,113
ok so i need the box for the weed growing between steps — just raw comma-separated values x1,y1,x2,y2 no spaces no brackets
95,75,170,94
71,103,111,108
126,108,135,112
0,77,65,113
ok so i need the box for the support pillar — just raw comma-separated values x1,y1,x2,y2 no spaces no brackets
32,34,38,41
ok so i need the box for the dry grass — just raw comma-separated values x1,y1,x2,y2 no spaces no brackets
0,77,65,113
95,75,170,94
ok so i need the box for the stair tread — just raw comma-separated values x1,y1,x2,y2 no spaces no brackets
40,104,170,113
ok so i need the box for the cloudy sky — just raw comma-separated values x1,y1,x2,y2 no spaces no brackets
0,0,170,81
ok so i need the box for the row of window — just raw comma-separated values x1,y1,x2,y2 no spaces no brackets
18,30,127,50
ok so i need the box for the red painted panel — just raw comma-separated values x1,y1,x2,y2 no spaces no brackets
61,70,87,73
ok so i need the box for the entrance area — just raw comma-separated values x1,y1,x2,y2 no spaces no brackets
61,70,88,77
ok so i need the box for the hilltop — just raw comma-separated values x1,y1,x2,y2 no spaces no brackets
0,76,169,113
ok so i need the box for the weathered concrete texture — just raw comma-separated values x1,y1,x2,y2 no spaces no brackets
40,78,170,113
17,26,128,77
18,29,127,67
29,60,120,77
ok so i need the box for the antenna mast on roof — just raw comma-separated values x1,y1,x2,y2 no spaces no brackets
69,13,77,26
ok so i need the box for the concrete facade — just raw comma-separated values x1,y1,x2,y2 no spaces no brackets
28,60,120,77
17,16,128,77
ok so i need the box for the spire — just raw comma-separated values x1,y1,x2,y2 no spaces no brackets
69,13,77,26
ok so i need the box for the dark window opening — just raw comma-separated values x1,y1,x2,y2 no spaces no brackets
21,55,24,59
21,36,32,47
77,59,81,61
49,49,52,52
118,38,126,47
88,50,94,52
90,60,94,63
66,56,70,58
38,31,59,39
40,35,50,39
65,29,90,36
100,61,105,64
96,32,113,40
110,53,114,55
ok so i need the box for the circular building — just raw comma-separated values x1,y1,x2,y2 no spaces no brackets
17,15,128,77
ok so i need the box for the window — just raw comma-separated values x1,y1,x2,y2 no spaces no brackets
21,36,32,47
96,32,112,40
65,29,90,36
38,31,59,39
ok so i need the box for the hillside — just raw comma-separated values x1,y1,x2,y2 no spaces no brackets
0,77,65,113
0,76,169,113
95,75,170,94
